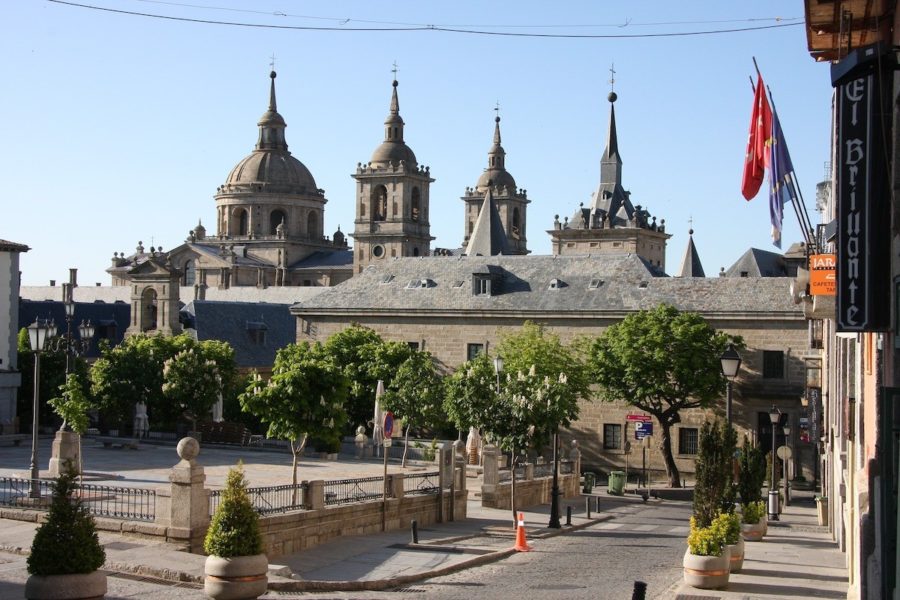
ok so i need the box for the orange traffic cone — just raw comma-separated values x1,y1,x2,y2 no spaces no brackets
512,512,532,552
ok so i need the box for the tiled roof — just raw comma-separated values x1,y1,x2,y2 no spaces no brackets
0,239,29,253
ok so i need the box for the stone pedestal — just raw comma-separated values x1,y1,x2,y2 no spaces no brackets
155,437,208,552
482,444,499,494
48,430,80,477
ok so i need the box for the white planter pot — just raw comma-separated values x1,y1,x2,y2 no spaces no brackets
726,537,745,573
205,554,268,600
683,548,730,590
25,570,107,600
741,520,765,542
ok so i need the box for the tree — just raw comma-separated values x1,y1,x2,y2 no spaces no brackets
17,328,70,431
589,304,739,488
239,342,348,492
381,351,444,467
204,464,263,558
49,371,94,435
693,421,727,528
324,324,412,433
162,348,223,432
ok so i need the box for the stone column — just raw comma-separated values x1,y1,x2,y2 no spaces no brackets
155,437,208,552
306,480,325,510
482,444,499,494
48,430,80,477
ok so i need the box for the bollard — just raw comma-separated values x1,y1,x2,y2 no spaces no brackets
595,496,600,514
631,580,647,600
586,496,591,518
410,519,419,544
566,505,572,526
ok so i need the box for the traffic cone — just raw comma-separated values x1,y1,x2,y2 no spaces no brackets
512,512,532,552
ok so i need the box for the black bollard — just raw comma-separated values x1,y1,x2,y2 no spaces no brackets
566,505,572,526
410,519,419,544
631,580,647,600
586,496,591,518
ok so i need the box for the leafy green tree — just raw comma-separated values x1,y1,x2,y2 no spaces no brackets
204,464,263,558
239,342,348,490
324,324,412,433
443,353,497,434
17,328,71,430
693,421,727,528
589,304,739,488
162,348,223,432
48,371,94,435
381,351,445,467
27,467,105,576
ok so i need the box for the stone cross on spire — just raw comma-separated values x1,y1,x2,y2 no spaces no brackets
392,61,398,80
609,63,616,92
269,53,276,71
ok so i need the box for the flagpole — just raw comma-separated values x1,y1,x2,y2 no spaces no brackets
765,86,818,252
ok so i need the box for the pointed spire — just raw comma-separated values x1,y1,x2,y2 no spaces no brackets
677,228,706,277
465,186,509,256
256,70,288,152
390,79,399,115
602,92,621,164
493,115,502,145
383,79,405,143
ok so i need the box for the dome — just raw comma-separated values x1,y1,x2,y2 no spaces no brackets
476,169,517,193
370,141,417,167
224,150,318,193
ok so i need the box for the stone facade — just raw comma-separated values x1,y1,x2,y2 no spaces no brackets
0,240,28,433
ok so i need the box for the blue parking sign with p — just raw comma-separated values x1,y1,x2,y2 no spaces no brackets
635,420,653,439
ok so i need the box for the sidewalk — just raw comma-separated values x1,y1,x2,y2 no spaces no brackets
669,491,848,599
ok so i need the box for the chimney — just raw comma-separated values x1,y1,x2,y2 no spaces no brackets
69,268,78,288
49,280,56,287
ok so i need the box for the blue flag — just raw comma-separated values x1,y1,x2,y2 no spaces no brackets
767,110,794,248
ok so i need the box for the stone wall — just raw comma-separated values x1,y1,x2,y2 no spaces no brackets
480,473,579,510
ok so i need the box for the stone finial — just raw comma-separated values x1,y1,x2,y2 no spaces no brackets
137,241,145,254
177,436,200,463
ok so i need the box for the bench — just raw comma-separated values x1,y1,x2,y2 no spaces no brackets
0,434,29,446
197,421,251,446
94,436,140,449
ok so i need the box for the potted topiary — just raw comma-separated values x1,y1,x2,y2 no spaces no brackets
683,517,730,589
740,499,765,541
25,467,107,600
204,464,268,600
716,511,744,572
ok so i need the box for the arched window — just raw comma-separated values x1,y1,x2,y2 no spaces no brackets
183,259,196,286
372,185,388,221
307,211,318,239
230,208,249,236
411,187,421,222
270,209,287,235
140,287,158,332
512,207,521,239
413,247,420,257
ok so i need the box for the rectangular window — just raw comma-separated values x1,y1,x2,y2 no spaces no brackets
467,343,484,361
603,424,622,450
762,350,785,379
248,329,266,346
407,341,420,351
678,428,699,455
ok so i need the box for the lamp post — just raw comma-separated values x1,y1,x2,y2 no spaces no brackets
782,421,791,507
548,429,561,529
719,344,742,428
768,405,781,521
45,292,94,431
27,318,54,499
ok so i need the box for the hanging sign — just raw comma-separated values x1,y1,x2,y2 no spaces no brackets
809,254,836,296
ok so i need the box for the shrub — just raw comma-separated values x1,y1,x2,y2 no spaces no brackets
714,511,741,545
204,464,264,558
741,500,765,524
27,468,105,576
693,421,727,528
737,438,766,505
687,517,726,557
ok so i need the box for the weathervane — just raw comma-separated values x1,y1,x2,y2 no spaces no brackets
269,53,276,71
609,63,616,92
392,61,398,80
494,101,500,118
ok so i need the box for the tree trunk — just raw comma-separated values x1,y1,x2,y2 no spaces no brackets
659,421,682,488
402,424,411,469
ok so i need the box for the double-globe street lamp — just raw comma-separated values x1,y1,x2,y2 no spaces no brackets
768,405,781,521
26,295,94,498
719,343,742,428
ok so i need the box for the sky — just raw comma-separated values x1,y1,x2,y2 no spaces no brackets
2,1,834,286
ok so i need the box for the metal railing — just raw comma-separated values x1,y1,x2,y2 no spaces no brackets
0,477,155,521
533,463,553,478
209,483,307,517
404,471,440,496
323,475,386,506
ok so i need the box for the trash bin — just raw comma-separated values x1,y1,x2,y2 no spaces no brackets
582,472,596,493
608,471,625,496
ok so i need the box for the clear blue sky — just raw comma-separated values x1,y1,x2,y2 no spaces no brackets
3,1,833,286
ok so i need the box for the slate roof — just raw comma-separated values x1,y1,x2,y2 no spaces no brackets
291,253,801,318
0,239,29,253
464,189,509,256
677,233,705,277
288,249,353,269
181,300,294,369
725,248,788,278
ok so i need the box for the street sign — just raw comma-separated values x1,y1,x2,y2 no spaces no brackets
776,445,792,461
626,414,651,422
635,420,653,440
383,411,394,438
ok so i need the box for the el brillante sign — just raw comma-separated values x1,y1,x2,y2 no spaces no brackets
833,44,891,332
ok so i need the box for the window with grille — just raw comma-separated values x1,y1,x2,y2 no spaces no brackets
603,424,622,450
467,343,484,361
678,428,699,455
763,351,785,379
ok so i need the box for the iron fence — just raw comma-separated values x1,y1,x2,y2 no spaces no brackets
209,483,307,517
0,477,155,521
533,463,554,478
404,471,440,496
323,475,386,506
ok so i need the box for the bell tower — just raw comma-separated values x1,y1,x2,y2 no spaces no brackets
352,78,434,274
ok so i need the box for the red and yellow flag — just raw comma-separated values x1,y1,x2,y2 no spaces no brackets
741,74,772,200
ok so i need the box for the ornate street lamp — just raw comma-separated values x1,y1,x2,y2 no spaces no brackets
768,405,781,521
719,344,742,428
26,318,53,499
493,356,504,394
